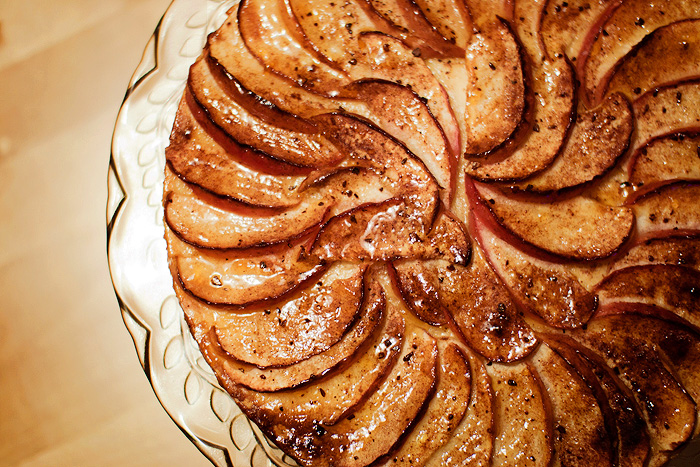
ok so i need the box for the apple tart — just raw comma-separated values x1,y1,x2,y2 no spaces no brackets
164,0,700,465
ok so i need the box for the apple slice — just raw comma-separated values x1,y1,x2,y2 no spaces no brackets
629,133,700,192
543,334,651,467
230,291,404,428
166,227,322,308
608,19,700,101
474,219,597,329
570,316,697,461
163,167,326,249
166,94,306,208
514,93,633,192
381,341,471,466
208,5,343,118
633,182,700,237
540,0,622,63
475,182,634,260
488,361,553,466
583,0,700,105
610,235,700,273
191,276,385,392
531,343,615,467
393,251,538,362
411,0,471,48
237,0,350,95
631,80,700,155
210,263,366,367
596,264,700,329
340,79,455,202
463,18,526,156
188,54,343,168
288,325,438,467
426,346,494,466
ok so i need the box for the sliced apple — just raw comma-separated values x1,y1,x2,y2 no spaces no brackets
475,182,634,260
210,263,366,367
163,167,326,249
570,316,697,461
287,325,437,467
463,18,526,156
237,0,350,95
531,343,615,466
540,0,622,62
230,294,404,428
381,341,471,466
608,19,700,101
191,276,385,392
629,133,700,191
474,219,597,329
208,5,343,118
514,93,633,192
166,94,305,208
167,227,322,307
340,79,455,202
488,361,553,466
188,54,343,168
411,0,471,48
462,0,514,26
610,235,700,273
596,264,700,329
633,182,700,237
543,334,651,467
583,0,700,105
393,251,538,362
631,80,700,155
425,347,494,466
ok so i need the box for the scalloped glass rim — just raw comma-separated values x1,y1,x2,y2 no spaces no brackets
106,1,700,466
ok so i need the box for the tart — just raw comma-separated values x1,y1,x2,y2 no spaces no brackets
163,0,700,465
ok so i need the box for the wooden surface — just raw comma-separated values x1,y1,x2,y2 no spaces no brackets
0,1,210,465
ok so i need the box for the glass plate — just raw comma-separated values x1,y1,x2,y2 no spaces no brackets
107,1,700,466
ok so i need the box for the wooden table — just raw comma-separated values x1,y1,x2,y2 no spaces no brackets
0,1,211,465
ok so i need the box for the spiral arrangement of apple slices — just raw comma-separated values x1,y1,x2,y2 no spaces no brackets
163,0,700,465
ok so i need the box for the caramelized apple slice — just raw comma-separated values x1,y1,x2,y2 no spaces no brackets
237,0,350,94
629,133,700,191
164,168,326,249
531,343,615,466
166,95,305,208
412,0,471,48
515,93,633,192
208,5,342,117
230,293,404,428
463,18,526,156
475,182,634,260
341,80,455,202
167,228,322,307
596,265,700,329
540,0,622,62
210,263,366,367
633,183,700,236
474,220,597,329
393,251,538,362
290,326,438,467
192,276,385,392
570,316,697,462
382,342,471,466
188,54,342,168
611,235,700,273
583,0,700,105
488,361,553,466
426,347,494,466
631,81,700,155
608,19,700,101
544,335,651,467
467,57,575,181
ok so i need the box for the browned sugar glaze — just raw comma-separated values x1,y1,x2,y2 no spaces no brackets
164,0,700,465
